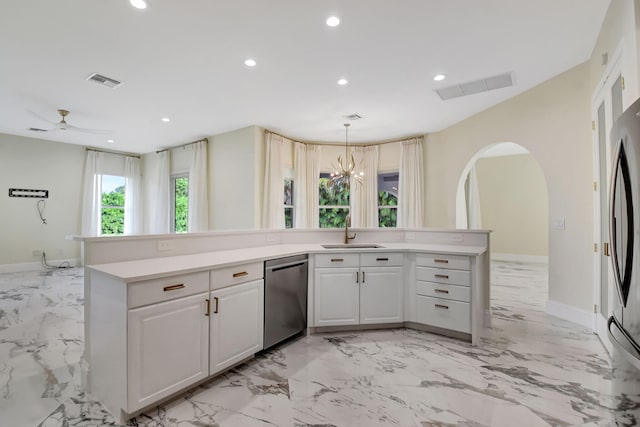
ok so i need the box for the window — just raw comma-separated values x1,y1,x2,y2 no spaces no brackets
101,175,125,235
378,172,398,228
171,175,189,233
284,178,294,228
319,173,349,228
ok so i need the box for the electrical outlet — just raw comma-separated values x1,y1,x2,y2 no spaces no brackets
405,232,416,240
450,234,463,242
32,250,43,257
266,234,278,243
553,218,566,230
157,240,173,251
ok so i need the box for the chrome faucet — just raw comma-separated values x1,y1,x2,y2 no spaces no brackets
344,214,356,244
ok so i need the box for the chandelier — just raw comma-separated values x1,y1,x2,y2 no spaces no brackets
329,123,364,189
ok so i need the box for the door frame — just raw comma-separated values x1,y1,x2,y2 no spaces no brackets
591,43,624,352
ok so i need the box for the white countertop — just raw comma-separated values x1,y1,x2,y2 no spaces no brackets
86,243,486,282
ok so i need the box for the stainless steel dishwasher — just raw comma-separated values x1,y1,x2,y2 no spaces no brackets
264,254,308,350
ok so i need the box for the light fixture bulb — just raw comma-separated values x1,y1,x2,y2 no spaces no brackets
107,139,115,143
433,74,446,81
326,16,341,27
244,59,257,67
337,78,348,86
130,0,148,10
161,117,170,122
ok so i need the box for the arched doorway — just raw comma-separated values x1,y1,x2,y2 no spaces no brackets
456,142,550,319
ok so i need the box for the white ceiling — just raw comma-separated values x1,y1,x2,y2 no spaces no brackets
0,0,610,154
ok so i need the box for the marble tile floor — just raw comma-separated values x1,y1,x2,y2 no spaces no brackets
0,262,638,426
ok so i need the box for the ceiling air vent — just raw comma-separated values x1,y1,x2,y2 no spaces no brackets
435,72,514,101
28,127,48,132
86,73,123,89
344,114,362,120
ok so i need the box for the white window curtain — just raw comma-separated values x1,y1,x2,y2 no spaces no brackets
149,150,171,234
188,140,209,232
124,156,142,235
293,142,320,228
81,150,103,236
467,165,482,229
262,132,285,229
350,145,379,228
397,138,424,228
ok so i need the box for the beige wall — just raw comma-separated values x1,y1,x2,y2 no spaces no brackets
0,134,84,265
475,154,548,257
423,62,593,311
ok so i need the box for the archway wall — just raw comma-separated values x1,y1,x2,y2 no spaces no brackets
422,61,593,312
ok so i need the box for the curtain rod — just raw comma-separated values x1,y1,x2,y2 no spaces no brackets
264,129,423,147
85,147,140,159
156,137,209,153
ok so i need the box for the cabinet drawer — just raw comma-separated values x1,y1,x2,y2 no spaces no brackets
315,253,359,268
128,271,209,309
416,253,470,270
210,262,263,290
416,295,470,333
416,281,470,303
360,252,403,267
416,266,470,286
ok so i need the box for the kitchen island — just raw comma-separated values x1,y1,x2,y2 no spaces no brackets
79,228,489,422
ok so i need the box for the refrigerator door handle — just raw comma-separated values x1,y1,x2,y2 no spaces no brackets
609,140,635,306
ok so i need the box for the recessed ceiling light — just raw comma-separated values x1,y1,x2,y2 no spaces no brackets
161,117,170,122
129,0,148,10
434,74,446,81
326,16,341,27
107,139,115,143
244,59,257,67
337,78,348,86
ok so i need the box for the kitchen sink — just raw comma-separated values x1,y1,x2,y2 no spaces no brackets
321,244,385,249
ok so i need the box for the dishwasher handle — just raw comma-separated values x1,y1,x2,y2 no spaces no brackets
266,260,308,272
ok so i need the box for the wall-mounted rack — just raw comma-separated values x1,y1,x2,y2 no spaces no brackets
8,188,49,198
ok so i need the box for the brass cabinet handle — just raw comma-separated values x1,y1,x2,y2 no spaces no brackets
205,299,211,316
214,297,219,314
331,258,344,262
232,271,248,278
434,289,449,294
435,304,449,310
604,242,610,257
376,257,389,261
163,283,185,292
434,259,449,264
434,274,449,279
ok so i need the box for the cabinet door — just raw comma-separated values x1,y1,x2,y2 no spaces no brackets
210,280,264,374
314,267,360,326
128,292,209,412
360,267,404,324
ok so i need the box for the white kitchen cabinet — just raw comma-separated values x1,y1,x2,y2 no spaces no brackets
314,253,403,327
314,267,360,326
360,267,404,324
209,279,264,374
127,292,209,412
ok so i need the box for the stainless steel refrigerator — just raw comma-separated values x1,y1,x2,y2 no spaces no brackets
609,96,640,424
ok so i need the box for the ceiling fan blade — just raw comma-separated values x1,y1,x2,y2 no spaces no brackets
62,123,112,135
27,109,57,125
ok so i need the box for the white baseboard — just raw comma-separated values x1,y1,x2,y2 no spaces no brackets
0,258,81,274
546,299,595,331
491,253,548,264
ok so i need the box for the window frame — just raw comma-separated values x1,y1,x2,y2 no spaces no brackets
377,171,399,228
284,177,294,229
100,174,126,236
170,173,189,233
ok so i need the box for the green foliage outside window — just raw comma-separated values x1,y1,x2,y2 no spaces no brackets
174,177,188,233
319,177,349,228
378,191,398,228
101,185,124,235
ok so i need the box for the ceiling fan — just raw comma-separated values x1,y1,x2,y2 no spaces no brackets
28,109,112,134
